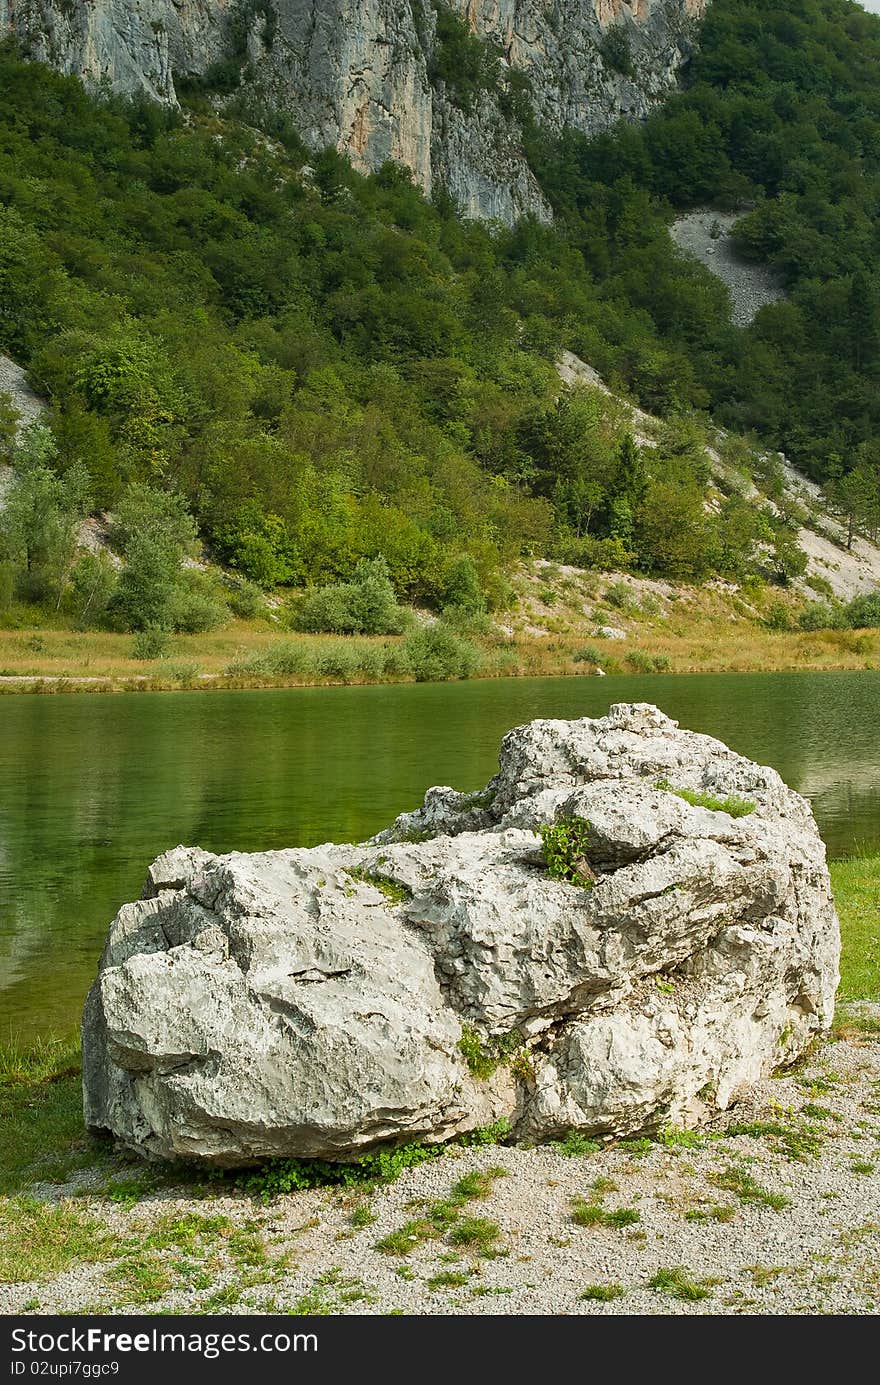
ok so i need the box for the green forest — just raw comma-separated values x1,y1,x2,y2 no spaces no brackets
1,0,879,635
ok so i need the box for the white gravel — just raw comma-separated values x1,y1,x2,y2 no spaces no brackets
2,1008,879,1317
670,211,785,327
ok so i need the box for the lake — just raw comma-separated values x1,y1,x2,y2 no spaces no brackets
2,671,878,1041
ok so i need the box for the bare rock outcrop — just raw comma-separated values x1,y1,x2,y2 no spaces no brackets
82,704,839,1166
1,0,705,223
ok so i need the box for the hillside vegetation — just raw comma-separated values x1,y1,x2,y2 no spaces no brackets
0,0,879,643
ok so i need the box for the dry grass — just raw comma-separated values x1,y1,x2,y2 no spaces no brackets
0,572,877,693
505,567,880,677
0,624,410,692
511,625,880,678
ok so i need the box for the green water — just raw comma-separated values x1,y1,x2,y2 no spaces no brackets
1,671,878,1041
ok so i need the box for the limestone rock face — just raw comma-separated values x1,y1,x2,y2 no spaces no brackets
1,0,705,223
83,704,840,1166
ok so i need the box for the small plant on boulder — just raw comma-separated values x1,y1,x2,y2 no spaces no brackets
540,816,596,888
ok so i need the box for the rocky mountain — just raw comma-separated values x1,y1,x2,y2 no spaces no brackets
0,0,705,222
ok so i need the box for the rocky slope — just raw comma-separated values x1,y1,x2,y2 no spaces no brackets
556,351,880,603
0,0,705,222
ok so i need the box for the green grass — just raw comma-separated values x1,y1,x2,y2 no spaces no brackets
829,856,880,1000
708,1166,791,1211
345,867,412,905
374,1166,506,1257
105,1211,275,1306
723,1119,824,1161
0,1039,99,1195
447,1216,500,1252
451,1167,507,1200
581,1282,626,1301
428,1270,470,1290
0,1197,114,1283
654,780,756,818
349,1203,377,1228
571,1198,640,1229
684,1204,736,1223
550,1130,602,1157
648,1266,712,1302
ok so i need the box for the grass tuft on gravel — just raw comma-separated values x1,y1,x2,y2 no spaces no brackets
648,1266,713,1302
581,1282,626,1301
708,1165,791,1211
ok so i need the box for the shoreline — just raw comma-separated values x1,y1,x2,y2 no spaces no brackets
0,644,878,696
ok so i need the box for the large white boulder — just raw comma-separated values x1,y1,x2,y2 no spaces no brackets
82,704,840,1165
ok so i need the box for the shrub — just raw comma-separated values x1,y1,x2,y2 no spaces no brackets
404,621,479,682
764,600,791,631
314,641,359,682
441,553,485,616
226,580,266,619
844,592,880,629
291,557,404,636
600,25,634,77
131,626,169,660
161,661,200,687
604,580,638,613
798,601,840,632
167,579,227,634
573,645,602,667
69,551,117,628
290,583,359,634
624,650,655,673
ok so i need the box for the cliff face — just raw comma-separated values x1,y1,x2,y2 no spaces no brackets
0,1,705,222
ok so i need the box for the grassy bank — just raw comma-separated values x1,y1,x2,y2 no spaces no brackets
0,611,878,694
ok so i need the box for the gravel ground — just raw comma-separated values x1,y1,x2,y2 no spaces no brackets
2,1009,879,1317
670,211,785,326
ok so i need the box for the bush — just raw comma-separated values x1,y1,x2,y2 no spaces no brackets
604,580,639,613
167,576,227,633
798,601,840,632
226,579,266,620
764,600,791,631
844,592,880,629
131,626,169,660
625,650,655,673
291,557,404,635
161,661,200,687
0,559,15,611
600,25,634,78
290,583,359,634
554,534,635,572
573,644,602,667
441,553,485,616
404,621,480,682
69,551,117,628
314,641,359,681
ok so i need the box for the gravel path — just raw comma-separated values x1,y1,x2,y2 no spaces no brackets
670,211,785,327
2,1009,879,1317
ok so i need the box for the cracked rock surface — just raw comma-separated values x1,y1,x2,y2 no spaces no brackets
82,703,840,1166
